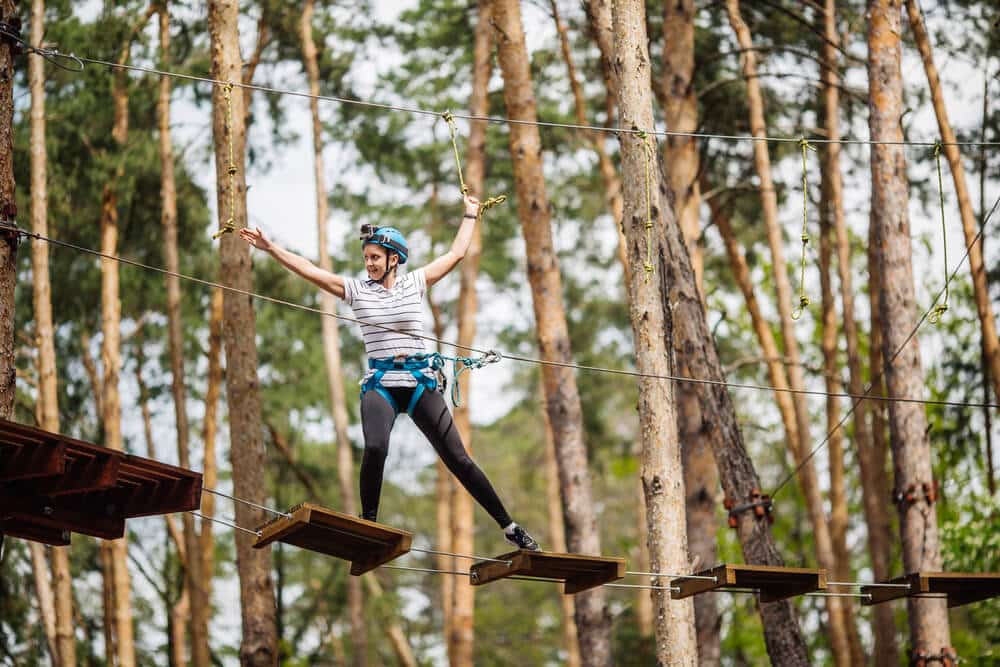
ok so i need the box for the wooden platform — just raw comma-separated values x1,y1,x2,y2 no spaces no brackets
470,550,626,594
253,503,412,575
862,572,1000,608
0,418,203,545
671,564,827,603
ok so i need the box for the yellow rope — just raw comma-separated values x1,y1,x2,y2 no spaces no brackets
442,110,506,222
639,131,655,282
791,138,816,320
929,141,949,324
213,82,237,240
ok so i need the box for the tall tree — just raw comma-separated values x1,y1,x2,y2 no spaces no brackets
448,1,493,663
867,0,951,657
298,3,368,663
207,1,278,664
0,0,13,420
588,0,808,662
156,4,209,664
904,0,1000,411
612,0,698,663
100,8,156,664
28,0,76,663
491,0,612,663
659,3,720,660
819,1,895,660
724,3,854,662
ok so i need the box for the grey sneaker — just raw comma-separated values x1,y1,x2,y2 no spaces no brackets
504,525,541,551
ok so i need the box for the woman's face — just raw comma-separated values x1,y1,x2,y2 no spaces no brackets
364,244,397,281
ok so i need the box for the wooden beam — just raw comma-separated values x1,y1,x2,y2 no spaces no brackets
672,563,827,603
470,550,626,594
0,439,65,482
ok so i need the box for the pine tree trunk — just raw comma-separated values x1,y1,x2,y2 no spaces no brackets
207,2,278,664
612,3,698,663
0,1,14,423
905,0,1000,407
447,4,493,662
659,5,719,661
586,2,808,662
28,0,76,662
867,1,951,656
298,4,368,663
199,285,223,636
724,3,853,662
541,380,582,667
491,1,612,663
28,543,59,662
865,213,899,662
818,5,878,660
100,14,152,659
156,7,209,664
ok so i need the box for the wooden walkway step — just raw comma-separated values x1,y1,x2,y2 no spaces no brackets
862,572,1000,608
470,550,626,594
0,418,202,545
672,563,827,603
253,503,412,575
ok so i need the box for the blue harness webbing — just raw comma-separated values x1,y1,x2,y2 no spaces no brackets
361,354,443,415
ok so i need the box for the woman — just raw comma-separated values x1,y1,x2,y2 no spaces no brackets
240,195,540,551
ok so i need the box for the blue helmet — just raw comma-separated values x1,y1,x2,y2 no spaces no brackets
360,225,408,264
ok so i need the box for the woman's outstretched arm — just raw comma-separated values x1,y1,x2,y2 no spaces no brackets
240,226,347,299
422,195,480,288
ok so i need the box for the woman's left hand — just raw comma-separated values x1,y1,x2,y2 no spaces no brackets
463,194,480,219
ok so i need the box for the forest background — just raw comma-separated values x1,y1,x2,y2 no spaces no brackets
1,0,998,665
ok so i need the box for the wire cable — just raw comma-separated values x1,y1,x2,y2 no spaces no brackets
3,31,999,149
771,190,1000,497
5,223,997,413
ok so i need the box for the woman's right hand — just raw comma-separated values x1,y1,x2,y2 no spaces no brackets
239,226,272,252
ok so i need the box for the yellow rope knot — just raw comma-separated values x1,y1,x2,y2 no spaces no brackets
930,140,949,324
792,137,816,319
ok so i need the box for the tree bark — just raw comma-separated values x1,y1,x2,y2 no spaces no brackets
28,543,59,662
868,0,952,657
724,3,853,663
207,2,278,664
659,5,720,661
818,3,884,661
541,380,582,667
905,0,1000,408
612,2,698,663
199,285,223,636
0,0,16,449
298,4,368,664
447,3,493,663
491,1,612,663
156,6,209,664
28,0,77,663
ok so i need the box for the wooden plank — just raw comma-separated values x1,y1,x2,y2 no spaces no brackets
0,518,71,546
0,438,65,482
252,503,412,575
1,492,125,540
18,451,120,496
470,550,626,595
863,572,1000,608
672,564,826,602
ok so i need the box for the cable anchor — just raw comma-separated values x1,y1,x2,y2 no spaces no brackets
724,488,774,529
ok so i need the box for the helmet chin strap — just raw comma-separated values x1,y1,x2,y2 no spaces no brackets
373,254,398,285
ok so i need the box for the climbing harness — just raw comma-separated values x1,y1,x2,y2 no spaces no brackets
928,141,949,324
791,138,816,320
213,82,238,240
442,111,506,222
360,351,501,414
636,130,657,282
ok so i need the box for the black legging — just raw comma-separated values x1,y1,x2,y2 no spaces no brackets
360,386,513,528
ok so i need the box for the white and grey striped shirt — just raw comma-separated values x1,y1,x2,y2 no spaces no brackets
342,269,433,388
